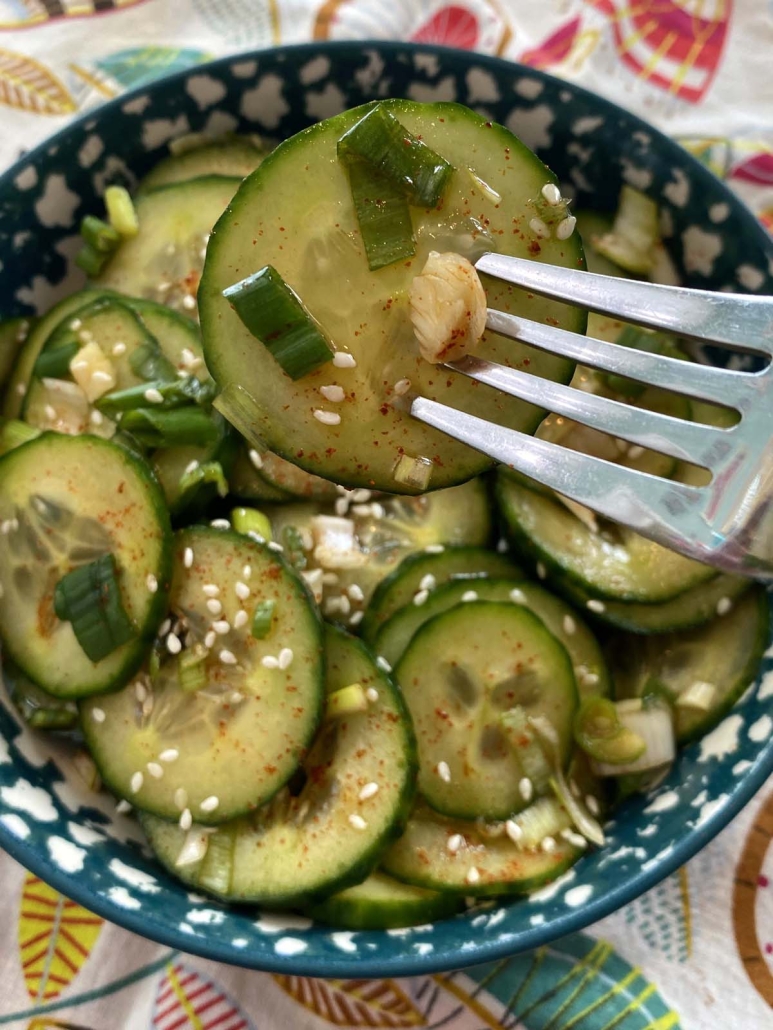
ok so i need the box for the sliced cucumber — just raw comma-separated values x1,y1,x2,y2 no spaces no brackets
140,625,417,903
200,99,585,492
257,450,338,501
307,871,459,930
230,445,293,502
0,316,34,395
610,586,768,744
394,601,577,820
3,659,78,731
139,138,265,192
496,474,715,603
382,801,581,897
126,299,209,380
151,422,238,519
81,527,324,822
95,177,241,318
0,433,171,697
375,577,610,697
269,478,492,626
361,545,519,643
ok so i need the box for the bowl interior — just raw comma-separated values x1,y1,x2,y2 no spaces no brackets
1,41,772,977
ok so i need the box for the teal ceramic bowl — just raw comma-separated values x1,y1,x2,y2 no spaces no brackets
0,41,772,977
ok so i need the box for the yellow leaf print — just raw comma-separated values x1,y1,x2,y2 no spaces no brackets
18,874,103,1003
273,975,426,1027
0,49,76,115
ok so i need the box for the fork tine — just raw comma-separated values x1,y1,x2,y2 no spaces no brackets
476,253,773,358
485,309,754,411
410,396,709,556
448,355,729,468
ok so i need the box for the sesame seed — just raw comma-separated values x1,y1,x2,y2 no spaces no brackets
230,691,244,703
166,633,182,655
160,749,179,763
413,589,429,606
366,687,380,703
200,795,219,813
529,216,550,238
348,583,365,602
202,583,219,597
219,649,237,665
393,378,411,396
320,384,345,402
90,409,104,426
437,761,452,783
496,537,509,553
147,762,164,779
519,777,533,802
586,599,606,613
146,574,158,594
233,610,249,629
184,459,199,475
248,449,263,470
91,707,105,723
560,828,588,849
628,445,645,459
144,387,164,404
233,581,250,601
69,318,82,331
375,656,391,673
44,404,57,421
91,370,114,386
179,808,192,830
143,695,155,719
509,588,527,604
333,352,357,368
267,540,283,553
461,590,479,602
130,772,143,794
419,574,437,592
579,668,600,688
183,547,194,568
358,782,379,801
213,620,231,635
204,630,216,649
210,519,230,529
182,294,196,310
112,341,127,357
352,489,372,503
115,800,132,814
505,819,523,844
716,597,733,616
261,655,280,669
349,610,364,626
556,215,577,240
536,561,547,580
586,795,601,816
135,681,148,703
334,497,349,516
541,182,562,205
242,565,252,579
466,867,481,885
313,409,341,426
563,614,577,635
174,787,188,810
424,544,445,554
348,814,368,830
447,833,464,854
541,836,557,853
278,647,294,670
180,347,197,367
321,572,340,586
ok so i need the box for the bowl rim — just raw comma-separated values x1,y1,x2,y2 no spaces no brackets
1,38,773,978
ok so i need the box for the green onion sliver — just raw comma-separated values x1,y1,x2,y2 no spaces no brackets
251,599,276,640
179,461,229,502
337,104,453,208
178,644,208,692
326,682,368,719
0,418,39,455
499,706,551,793
119,407,221,448
97,376,214,417
33,340,80,380
105,185,139,238
223,265,334,381
129,341,179,384
197,825,236,892
343,157,415,270
81,214,121,254
53,553,136,663
212,384,269,452
232,506,272,542
75,243,109,278
281,524,307,570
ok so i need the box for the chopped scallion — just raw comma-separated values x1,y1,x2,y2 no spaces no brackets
251,599,276,639
500,706,552,794
338,104,453,208
343,156,415,270
129,341,179,384
75,242,109,277
326,682,368,719
178,644,208,692
232,506,272,541
197,825,236,892
178,461,228,504
212,384,269,451
281,524,307,570
53,554,136,663
96,376,215,417
33,340,80,380
0,418,39,455
574,696,646,766
105,185,139,237
223,265,334,380
119,407,221,448
81,214,121,254
393,453,433,491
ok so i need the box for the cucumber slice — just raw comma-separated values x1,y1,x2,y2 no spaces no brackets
394,601,577,820
3,659,78,731
95,177,242,318
496,474,715,603
230,445,293,502
151,423,238,519
0,433,171,697
126,299,209,381
81,527,325,823
269,478,492,625
200,99,585,492
374,577,610,697
139,138,265,192
610,586,768,744
139,625,417,903
382,801,581,896
257,450,338,501
361,545,519,643
0,316,33,395
307,871,459,930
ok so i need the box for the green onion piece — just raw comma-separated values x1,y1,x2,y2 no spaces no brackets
33,339,80,380
105,185,139,237
574,696,647,766
75,243,109,277
129,340,179,383
119,407,221,448
251,599,276,639
198,825,236,890
344,156,415,270
81,214,121,254
178,644,208,692
393,453,433,491
337,104,453,208
53,553,136,663
223,265,334,380
281,524,307,570
326,682,368,719
96,376,215,417
212,384,269,452
8,664,77,731
232,506,272,541
549,771,605,847
499,707,551,794
179,461,228,504
0,418,39,455
510,796,570,850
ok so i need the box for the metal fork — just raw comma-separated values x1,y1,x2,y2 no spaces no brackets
409,254,773,581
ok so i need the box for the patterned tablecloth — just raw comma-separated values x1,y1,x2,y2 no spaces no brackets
0,2,772,1028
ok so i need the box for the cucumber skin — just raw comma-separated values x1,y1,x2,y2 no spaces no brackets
306,875,462,930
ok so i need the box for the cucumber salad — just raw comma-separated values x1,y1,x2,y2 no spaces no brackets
0,101,766,931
